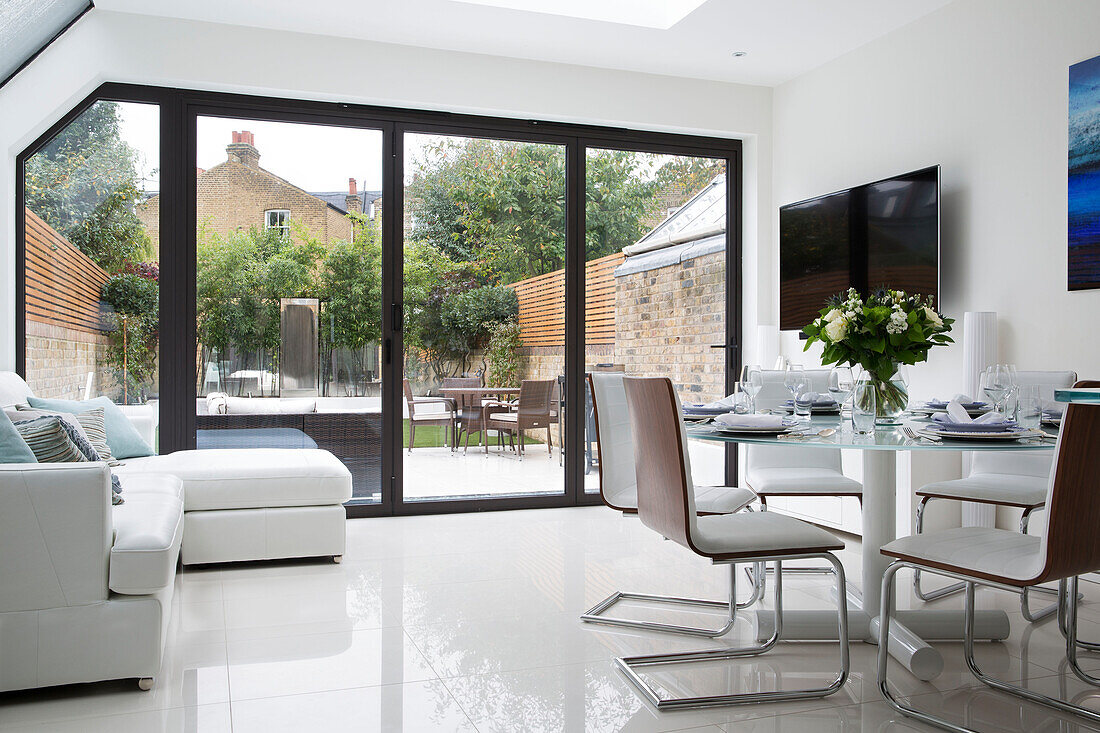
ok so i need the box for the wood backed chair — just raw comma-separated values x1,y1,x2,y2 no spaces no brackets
613,376,850,710
581,373,762,635
877,380,1100,732
445,377,485,453
485,379,554,458
402,378,456,452
911,369,1077,623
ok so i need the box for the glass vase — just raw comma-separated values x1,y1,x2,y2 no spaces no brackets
857,367,909,425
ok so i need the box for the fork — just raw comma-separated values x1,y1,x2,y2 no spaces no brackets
902,426,940,443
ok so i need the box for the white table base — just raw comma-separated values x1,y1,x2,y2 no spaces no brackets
752,449,1011,681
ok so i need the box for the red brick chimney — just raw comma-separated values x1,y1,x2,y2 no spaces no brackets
226,130,260,169
345,177,362,213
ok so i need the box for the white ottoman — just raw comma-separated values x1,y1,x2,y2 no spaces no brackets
114,449,352,565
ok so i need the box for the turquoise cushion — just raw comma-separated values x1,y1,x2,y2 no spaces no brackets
26,396,154,460
0,410,36,463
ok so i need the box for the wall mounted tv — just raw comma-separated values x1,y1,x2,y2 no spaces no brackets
779,165,940,331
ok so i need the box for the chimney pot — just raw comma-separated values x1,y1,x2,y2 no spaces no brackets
348,178,357,195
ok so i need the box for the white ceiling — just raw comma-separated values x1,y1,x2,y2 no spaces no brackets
95,0,954,87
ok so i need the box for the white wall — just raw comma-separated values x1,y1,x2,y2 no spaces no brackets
772,0,1100,399
0,10,773,372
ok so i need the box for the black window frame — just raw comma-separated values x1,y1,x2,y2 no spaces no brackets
15,81,743,518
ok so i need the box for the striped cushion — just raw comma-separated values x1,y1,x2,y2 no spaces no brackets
14,417,86,463
74,408,115,463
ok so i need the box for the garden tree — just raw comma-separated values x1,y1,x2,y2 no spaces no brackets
407,140,667,282
317,214,383,393
100,267,159,403
653,156,725,202
24,100,154,271
439,285,519,376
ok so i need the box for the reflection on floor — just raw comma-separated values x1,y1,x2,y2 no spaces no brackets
3,506,1100,731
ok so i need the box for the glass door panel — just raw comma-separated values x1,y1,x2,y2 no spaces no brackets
194,116,385,505
401,132,566,503
21,100,161,445
583,149,729,490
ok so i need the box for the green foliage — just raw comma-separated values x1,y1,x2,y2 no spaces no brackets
102,273,158,318
485,320,523,386
803,288,954,383
24,101,154,271
439,285,519,373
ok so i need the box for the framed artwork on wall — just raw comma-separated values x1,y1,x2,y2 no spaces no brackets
1069,53,1100,290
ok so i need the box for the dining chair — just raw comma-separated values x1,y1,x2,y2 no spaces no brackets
612,376,850,710
877,381,1100,732
911,370,1077,623
746,369,862,589
485,379,554,458
402,378,456,452
581,373,762,635
445,376,484,453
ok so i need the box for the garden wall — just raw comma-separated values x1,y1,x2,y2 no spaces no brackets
25,320,113,399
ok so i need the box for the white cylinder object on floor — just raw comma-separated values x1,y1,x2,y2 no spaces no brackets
962,311,997,528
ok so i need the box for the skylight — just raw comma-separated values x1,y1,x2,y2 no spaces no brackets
0,0,91,88
454,0,708,29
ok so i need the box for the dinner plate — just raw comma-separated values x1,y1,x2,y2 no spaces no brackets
778,404,841,414
713,420,798,435
922,426,1031,440
912,405,992,417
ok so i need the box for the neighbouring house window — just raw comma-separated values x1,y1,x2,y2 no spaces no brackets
264,209,290,237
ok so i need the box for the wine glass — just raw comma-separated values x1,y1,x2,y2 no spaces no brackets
828,366,855,410
784,364,806,418
739,364,762,412
981,365,1012,414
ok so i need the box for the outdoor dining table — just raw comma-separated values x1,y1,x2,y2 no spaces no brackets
688,414,1057,682
439,386,521,403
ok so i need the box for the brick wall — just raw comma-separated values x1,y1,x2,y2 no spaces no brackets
613,250,726,403
25,320,115,399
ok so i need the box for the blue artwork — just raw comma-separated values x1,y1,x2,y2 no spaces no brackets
1069,54,1100,290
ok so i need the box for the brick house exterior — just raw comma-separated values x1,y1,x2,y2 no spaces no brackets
139,131,380,252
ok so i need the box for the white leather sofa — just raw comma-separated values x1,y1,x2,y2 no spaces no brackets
0,463,184,692
0,372,353,565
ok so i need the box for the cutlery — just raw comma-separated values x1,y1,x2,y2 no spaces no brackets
902,426,940,443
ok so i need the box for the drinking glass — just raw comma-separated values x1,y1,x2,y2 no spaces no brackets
828,366,855,409
981,365,1012,413
852,381,877,434
1017,384,1042,430
784,364,806,404
794,388,813,419
730,382,752,414
739,364,763,412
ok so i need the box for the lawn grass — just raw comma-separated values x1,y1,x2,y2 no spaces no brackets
402,419,547,449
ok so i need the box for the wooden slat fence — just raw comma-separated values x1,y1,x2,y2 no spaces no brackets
24,207,110,333
508,252,624,347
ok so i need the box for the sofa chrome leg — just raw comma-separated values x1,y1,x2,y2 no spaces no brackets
137,677,154,691
332,555,343,564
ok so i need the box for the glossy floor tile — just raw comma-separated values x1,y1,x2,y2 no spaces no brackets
3,506,1100,732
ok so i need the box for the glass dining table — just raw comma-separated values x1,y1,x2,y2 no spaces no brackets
688,413,1056,682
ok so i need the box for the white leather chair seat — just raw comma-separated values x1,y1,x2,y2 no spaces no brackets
882,526,1043,584
917,474,1047,508
114,449,352,511
694,485,758,514
117,472,184,502
692,511,843,558
110,492,183,595
747,467,862,496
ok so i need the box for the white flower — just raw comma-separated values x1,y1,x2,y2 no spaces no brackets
887,309,909,335
824,308,844,323
824,318,848,341
923,306,943,328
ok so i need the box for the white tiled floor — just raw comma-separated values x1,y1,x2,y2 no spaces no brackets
3,506,1100,732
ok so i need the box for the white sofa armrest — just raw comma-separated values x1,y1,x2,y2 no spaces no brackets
0,463,112,613
117,403,158,450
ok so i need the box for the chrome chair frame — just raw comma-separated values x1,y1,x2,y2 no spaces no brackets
617,551,849,711
879,561,1100,732
912,499,1063,622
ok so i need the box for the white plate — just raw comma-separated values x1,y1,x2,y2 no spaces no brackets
779,405,841,414
714,421,798,435
922,427,1032,441
914,405,992,417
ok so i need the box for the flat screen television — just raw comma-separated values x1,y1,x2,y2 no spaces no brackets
779,166,940,331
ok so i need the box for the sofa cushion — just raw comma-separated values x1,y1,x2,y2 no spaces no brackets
114,449,352,511
223,397,317,415
117,472,184,502
0,373,33,409
26,396,154,460
109,491,183,595
0,411,36,464
14,417,86,464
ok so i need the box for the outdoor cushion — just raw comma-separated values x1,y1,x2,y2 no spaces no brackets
0,411,36,464
109,489,184,595
113,448,352,511
26,396,154,460
222,397,317,415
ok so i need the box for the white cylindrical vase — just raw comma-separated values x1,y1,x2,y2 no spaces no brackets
961,311,998,528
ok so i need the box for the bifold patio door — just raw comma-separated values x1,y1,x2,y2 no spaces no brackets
17,83,741,519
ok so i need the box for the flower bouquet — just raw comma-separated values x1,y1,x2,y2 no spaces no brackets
802,288,954,422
